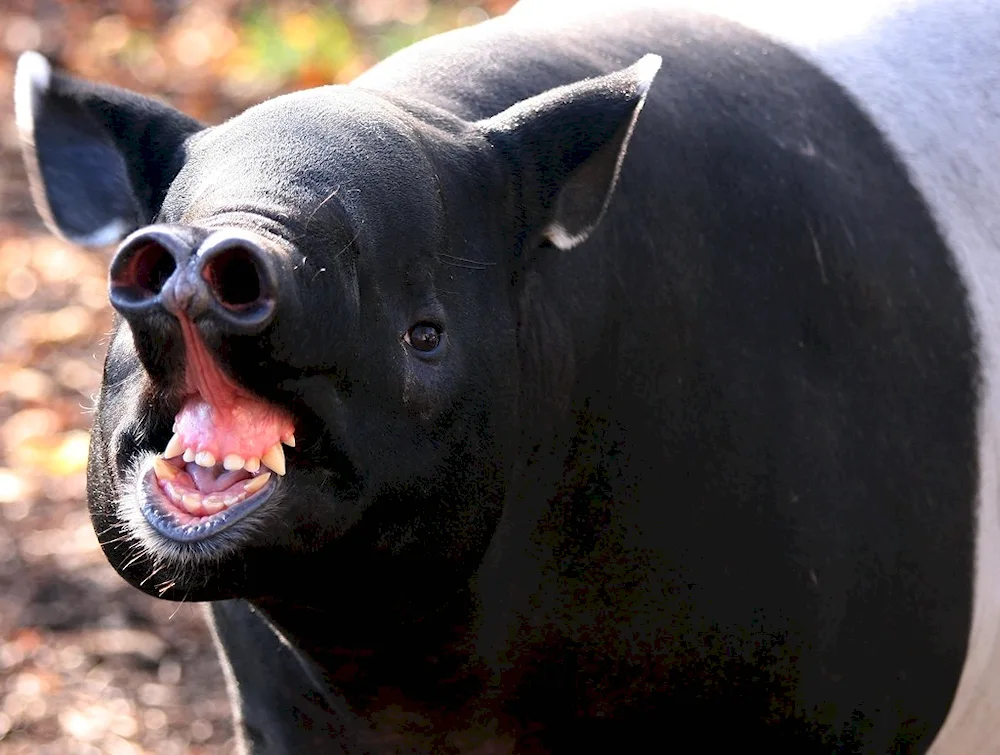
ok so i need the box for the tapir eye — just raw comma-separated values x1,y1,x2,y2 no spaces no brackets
404,322,443,354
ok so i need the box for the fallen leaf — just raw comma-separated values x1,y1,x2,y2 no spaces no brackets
0,467,37,503
2,407,64,449
4,366,54,401
46,430,92,477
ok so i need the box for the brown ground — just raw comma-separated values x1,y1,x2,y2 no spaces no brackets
0,205,241,755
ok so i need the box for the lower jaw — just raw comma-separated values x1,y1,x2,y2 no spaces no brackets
137,465,278,543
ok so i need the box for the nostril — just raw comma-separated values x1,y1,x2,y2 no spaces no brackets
201,246,267,312
110,241,177,305
194,231,277,332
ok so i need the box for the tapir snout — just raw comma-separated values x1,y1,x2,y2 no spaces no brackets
110,224,279,335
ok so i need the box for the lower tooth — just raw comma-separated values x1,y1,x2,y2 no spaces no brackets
203,497,224,515
181,494,202,514
152,457,178,481
244,472,271,495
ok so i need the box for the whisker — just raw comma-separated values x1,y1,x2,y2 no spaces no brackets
439,253,495,267
98,534,134,547
158,580,178,599
440,260,492,271
120,550,150,572
139,563,169,587
167,587,193,616
304,184,342,232
332,226,362,262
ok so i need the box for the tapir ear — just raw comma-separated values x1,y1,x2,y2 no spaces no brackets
478,54,661,251
14,51,203,247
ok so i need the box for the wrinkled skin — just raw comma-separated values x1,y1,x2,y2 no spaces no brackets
16,3,985,753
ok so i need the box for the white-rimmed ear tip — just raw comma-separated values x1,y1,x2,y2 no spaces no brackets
633,54,663,96
15,51,51,94
68,218,132,248
14,51,51,135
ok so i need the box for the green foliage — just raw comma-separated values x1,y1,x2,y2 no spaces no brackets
239,5,358,80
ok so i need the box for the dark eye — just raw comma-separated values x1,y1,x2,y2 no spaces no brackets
404,322,443,354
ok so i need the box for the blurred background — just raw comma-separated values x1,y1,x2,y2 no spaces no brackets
0,1,515,752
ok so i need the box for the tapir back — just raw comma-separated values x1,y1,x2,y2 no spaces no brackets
363,4,991,750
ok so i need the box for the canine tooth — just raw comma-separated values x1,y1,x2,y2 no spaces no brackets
244,472,271,495
223,454,246,471
181,494,202,514
282,433,296,448
183,448,196,463
195,451,216,468
164,433,184,458
152,457,179,481
261,443,286,476
244,457,260,473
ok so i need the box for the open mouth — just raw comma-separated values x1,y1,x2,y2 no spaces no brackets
139,393,295,542
135,317,296,542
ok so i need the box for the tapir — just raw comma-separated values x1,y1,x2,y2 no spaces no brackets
14,0,1000,751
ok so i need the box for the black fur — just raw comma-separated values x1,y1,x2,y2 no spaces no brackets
20,5,978,753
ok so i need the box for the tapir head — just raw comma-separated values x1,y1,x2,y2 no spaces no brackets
14,49,659,602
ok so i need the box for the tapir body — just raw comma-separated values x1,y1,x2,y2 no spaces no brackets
14,0,1000,751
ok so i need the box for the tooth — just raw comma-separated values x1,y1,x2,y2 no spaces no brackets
152,457,179,481
243,472,271,495
164,434,184,458
202,496,224,515
181,494,202,514
223,495,243,507
244,457,260,473
183,448,196,463
261,443,286,476
195,451,216,468
223,454,246,471
282,433,296,448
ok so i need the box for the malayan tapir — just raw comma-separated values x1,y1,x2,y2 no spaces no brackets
13,0,1000,751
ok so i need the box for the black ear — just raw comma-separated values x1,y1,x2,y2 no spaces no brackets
478,54,661,251
14,51,204,246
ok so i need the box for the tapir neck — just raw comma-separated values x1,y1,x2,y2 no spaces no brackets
253,580,485,714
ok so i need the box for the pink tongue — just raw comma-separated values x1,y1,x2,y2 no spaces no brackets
186,463,250,494
173,317,294,461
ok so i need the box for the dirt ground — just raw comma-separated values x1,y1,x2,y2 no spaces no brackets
0,82,240,755
0,188,241,754
0,2,513,752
